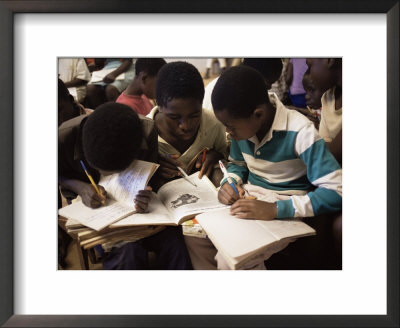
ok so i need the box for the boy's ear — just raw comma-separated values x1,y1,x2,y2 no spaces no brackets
139,71,148,83
253,107,265,119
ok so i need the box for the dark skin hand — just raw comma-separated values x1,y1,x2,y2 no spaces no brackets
194,149,224,179
59,177,107,209
64,78,88,88
230,199,277,220
103,59,132,84
218,183,278,220
80,183,107,208
158,153,183,180
218,182,246,204
134,186,152,212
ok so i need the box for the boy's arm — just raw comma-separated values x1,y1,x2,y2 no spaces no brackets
103,59,133,83
59,176,106,208
275,124,342,218
222,139,249,186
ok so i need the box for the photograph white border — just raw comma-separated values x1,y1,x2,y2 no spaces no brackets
14,13,387,315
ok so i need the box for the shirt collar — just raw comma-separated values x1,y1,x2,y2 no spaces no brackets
248,92,289,146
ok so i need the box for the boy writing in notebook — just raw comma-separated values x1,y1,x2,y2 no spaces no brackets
211,66,342,269
146,61,228,269
58,102,192,269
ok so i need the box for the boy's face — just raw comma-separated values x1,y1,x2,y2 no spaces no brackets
306,58,334,91
214,108,261,141
303,76,323,109
159,98,202,141
142,74,157,99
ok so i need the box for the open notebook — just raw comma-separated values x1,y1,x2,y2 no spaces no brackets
59,161,227,231
58,160,159,231
110,172,228,227
196,208,316,270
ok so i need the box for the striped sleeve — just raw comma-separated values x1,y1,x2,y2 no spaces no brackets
276,124,342,218
222,139,249,186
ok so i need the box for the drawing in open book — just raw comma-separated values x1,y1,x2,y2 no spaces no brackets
111,172,228,228
59,159,227,231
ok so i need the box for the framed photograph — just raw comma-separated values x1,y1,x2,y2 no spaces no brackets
1,1,398,327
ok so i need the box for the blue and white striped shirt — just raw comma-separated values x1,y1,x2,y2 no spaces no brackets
224,94,342,218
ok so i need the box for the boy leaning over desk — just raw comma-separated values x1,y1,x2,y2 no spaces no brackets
58,102,192,270
211,65,342,270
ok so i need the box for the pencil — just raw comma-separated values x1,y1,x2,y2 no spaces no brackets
80,160,105,202
177,166,197,187
201,149,207,164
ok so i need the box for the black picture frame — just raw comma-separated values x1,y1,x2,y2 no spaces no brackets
0,1,398,327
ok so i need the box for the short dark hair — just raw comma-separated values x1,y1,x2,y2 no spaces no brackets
212,65,270,118
155,61,204,108
242,58,283,85
82,102,143,171
135,58,167,77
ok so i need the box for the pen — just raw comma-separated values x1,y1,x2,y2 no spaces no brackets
218,160,239,196
177,166,197,187
80,160,105,203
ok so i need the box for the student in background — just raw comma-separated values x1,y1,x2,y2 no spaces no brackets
58,78,84,127
147,61,228,269
290,71,325,129
306,58,342,165
86,58,135,108
211,66,342,269
285,58,308,108
303,71,323,115
203,58,283,112
269,58,290,104
203,58,227,79
306,58,342,262
116,58,166,115
58,58,91,103
58,102,192,270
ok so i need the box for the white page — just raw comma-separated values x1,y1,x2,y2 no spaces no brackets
157,173,228,223
67,87,77,99
110,193,175,227
196,208,278,259
58,199,133,231
99,160,159,207
259,219,316,240
89,68,125,83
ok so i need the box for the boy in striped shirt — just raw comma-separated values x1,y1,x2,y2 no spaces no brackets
211,66,342,268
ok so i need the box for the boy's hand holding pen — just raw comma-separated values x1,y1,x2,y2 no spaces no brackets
158,153,183,179
217,160,246,204
195,148,221,179
80,160,107,208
